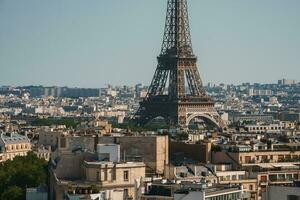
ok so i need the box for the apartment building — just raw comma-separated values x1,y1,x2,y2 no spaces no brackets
247,163,300,199
214,164,257,200
213,150,300,169
263,185,300,200
244,124,283,133
212,149,300,199
141,182,246,200
99,135,169,175
0,132,31,162
49,144,146,200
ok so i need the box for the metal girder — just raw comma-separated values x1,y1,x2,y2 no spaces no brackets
133,0,224,130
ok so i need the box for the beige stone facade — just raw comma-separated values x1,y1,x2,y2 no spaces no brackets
49,151,146,200
3,142,31,160
99,135,169,175
55,134,169,176
212,150,300,169
212,150,300,200
37,128,67,149
256,170,300,199
0,133,31,162
83,161,145,198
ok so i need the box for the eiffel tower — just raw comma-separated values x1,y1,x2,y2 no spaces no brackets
133,0,224,130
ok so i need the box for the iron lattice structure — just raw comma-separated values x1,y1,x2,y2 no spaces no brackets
134,0,224,129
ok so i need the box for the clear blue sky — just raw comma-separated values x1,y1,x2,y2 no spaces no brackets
1,0,300,88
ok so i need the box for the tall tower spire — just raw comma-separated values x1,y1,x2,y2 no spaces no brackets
147,0,205,100
133,0,225,130
161,0,193,56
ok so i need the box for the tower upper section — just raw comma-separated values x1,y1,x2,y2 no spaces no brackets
160,0,194,58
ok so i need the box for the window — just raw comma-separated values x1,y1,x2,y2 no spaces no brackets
292,155,298,160
60,138,66,148
269,175,277,182
262,155,268,161
104,169,107,181
124,189,128,199
96,171,100,181
288,195,300,200
287,174,293,181
278,174,285,181
278,155,284,161
295,174,298,180
260,175,267,182
123,171,129,181
245,156,251,163
256,156,260,161
250,185,253,190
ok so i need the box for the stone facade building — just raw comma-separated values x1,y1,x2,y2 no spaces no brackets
49,147,146,200
99,135,169,175
0,132,31,162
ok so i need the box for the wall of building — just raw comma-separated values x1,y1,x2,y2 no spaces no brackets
37,130,62,148
216,171,246,182
1,142,31,162
99,135,169,175
212,150,300,169
170,141,211,164
26,190,48,200
263,186,300,200
174,191,205,200
58,135,96,153
53,152,87,180
97,144,120,162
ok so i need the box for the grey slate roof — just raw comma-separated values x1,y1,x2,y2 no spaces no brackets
0,132,30,145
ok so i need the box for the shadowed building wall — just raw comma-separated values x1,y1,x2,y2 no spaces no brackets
170,141,211,164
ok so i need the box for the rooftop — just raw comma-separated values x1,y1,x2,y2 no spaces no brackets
0,132,30,144
83,160,145,168
242,162,300,169
205,186,242,196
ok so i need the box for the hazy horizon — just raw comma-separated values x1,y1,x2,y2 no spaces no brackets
1,78,298,89
1,0,300,88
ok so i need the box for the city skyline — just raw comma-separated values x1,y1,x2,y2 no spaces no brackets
1,1,300,200
1,0,300,87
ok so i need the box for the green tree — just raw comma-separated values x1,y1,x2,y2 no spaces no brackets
112,122,170,132
31,118,79,128
0,152,48,200
1,186,23,200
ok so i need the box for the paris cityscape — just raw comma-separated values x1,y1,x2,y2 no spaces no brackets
1,1,300,200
